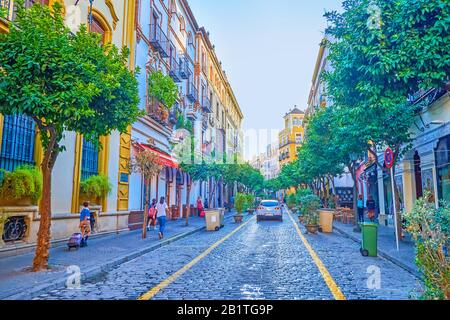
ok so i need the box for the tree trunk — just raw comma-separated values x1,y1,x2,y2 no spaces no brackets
142,176,150,239
32,164,52,271
350,164,358,224
185,181,191,226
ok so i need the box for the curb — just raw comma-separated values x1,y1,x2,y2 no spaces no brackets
333,225,422,280
0,228,131,258
5,224,207,300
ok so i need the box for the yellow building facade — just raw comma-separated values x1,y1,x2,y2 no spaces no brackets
279,107,305,167
0,0,137,248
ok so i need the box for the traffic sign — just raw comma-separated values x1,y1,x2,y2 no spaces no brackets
384,147,395,169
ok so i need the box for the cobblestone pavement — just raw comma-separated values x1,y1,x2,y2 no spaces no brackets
35,213,422,300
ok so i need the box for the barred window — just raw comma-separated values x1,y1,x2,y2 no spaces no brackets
0,114,36,172
81,138,99,181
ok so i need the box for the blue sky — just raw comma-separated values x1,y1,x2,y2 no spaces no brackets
188,0,342,138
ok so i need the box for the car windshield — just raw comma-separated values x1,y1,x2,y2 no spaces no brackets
261,201,279,207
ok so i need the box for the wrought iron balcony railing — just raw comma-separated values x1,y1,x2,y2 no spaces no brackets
201,95,211,113
186,82,198,103
148,97,170,127
179,55,192,80
169,55,182,83
149,23,170,58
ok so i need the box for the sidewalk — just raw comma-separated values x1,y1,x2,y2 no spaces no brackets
333,221,421,279
0,212,235,300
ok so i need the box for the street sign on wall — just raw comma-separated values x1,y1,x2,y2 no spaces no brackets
384,147,395,169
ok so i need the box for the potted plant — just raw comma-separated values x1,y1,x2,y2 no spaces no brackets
246,194,255,214
0,165,43,206
286,193,297,210
300,194,321,234
79,174,112,206
234,193,247,223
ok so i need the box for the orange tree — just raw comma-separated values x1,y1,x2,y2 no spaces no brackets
0,4,141,271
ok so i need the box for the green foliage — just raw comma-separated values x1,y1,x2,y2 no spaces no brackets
404,193,450,300
298,194,321,225
0,3,141,153
0,6,7,19
245,194,255,209
176,111,193,134
0,166,43,204
323,0,450,167
234,193,248,215
286,193,297,208
148,71,178,109
80,175,112,199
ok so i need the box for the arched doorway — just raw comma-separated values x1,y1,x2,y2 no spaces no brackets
414,151,423,199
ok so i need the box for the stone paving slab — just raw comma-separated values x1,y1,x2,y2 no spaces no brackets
35,212,422,300
332,221,420,279
0,213,235,300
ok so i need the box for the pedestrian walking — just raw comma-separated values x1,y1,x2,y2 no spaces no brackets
366,195,376,222
197,196,205,218
147,199,157,232
79,202,91,247
156,197,169,240
357,195,364,223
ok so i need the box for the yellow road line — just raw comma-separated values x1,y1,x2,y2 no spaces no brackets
138,217,255,300
287,212,346,300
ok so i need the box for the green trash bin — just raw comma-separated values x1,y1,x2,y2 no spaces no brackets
360,222,378,257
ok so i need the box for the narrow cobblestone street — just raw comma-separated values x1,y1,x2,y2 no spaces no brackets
34,213,422,301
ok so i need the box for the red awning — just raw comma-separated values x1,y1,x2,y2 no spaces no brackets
133,143,179,169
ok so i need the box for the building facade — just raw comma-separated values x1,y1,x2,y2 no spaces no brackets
278,107,305,167
359,88,450,226
0,0,136,247
0,0,244,248
251,143,279,181
306,37,354,203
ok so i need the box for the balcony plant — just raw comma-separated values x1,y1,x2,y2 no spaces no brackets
0,165,43,206
404,192,450,300
299,194,321,234
79,175,112,206
148,71,178,110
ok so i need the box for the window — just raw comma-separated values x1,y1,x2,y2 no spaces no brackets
436,136,450,203
296,133,303,144
187,32,194,47
0,115,36,172
81,138,99,181
179,16,185,33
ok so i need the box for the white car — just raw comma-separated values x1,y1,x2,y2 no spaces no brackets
256,200,283,222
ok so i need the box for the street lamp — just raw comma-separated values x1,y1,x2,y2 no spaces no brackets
75,0,94,26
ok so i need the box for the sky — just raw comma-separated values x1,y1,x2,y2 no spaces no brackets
188,0,342,159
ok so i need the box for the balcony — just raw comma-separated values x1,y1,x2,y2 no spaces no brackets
148,97,170,127
149,23,170,58
0,0,14,20
186,82,198,103
201,95,212,113
408,87,447,114
179,56,192,80
169,55,182,83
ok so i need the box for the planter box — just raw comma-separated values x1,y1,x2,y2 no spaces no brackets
0,197,34,207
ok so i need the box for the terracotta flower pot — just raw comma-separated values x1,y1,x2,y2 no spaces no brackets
234,215,243,223
305,225,319,234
